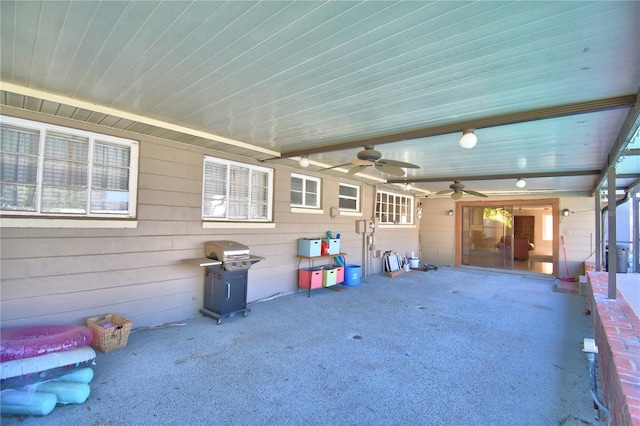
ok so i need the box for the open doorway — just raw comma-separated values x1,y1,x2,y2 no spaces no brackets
455,199,560,277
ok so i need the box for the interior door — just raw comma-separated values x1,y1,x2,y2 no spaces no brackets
514,216,535,243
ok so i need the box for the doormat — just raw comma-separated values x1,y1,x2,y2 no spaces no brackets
554,281,579,294
529,254,553,263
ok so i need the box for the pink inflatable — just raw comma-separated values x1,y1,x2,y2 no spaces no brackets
0,326,93,362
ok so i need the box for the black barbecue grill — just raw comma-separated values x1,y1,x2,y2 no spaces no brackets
185,241,263,324
204,240,263,271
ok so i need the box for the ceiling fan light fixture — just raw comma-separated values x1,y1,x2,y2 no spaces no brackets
451,191,463,200
299,155,309,167
404,183,412,191
516,178,526,188
459,129,477,149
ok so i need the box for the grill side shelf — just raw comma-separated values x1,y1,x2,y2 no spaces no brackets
183,258,223,267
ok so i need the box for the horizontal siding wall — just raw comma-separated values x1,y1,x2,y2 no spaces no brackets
419,197,457,266
0,110,419,329
557,194,600,276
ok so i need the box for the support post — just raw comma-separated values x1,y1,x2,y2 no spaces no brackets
607,166,617,300
634,192,639,273
595,194,602,271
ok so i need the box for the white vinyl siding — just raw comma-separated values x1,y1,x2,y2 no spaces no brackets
202,156,273,221
0,115,138,218
290,173,321,209
376,190,414,225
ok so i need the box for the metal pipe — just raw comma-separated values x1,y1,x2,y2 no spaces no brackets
600,190,631,214
586,352,610,421
601,190,631,289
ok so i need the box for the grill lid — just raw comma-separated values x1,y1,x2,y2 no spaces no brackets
205,240,250,261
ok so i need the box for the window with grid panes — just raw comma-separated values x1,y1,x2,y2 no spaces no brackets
375,190,414,224
202,156,273,221
290,173,321,209
339,183,360,212
0,115,138,217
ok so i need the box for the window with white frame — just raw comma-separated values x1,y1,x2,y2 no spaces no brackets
202,156,273,221
375,189,414,224
339,183,360,212
290,173,321,209
0,115,138,218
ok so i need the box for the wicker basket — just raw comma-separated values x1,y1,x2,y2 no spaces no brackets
86,313,132,353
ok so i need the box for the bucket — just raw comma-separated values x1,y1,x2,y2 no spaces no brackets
344,264,362,286
409,258,420,268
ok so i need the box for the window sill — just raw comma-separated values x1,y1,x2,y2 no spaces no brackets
378,224,416,229
202,221,276,229
290,207,324,215
0,218,138,229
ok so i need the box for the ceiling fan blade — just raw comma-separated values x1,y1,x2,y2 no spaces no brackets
347,165,369,175
463,189,488,198
377,159,420,169
375,164,406,176
318,163,352,171
351,158,375,166
436,189,453,195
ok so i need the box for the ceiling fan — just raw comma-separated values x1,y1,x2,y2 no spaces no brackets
437,181,488,199
321,146,420,176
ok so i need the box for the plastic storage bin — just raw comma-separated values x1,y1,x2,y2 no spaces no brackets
298,239,321,257
298,268,323,289
322,238,340,255
322,268,337,287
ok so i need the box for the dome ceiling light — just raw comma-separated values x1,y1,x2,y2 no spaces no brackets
459,129,477,149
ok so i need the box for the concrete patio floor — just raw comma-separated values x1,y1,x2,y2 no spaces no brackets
2,268,606,425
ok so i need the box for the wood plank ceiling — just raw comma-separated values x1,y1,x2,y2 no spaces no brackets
1,1,638,197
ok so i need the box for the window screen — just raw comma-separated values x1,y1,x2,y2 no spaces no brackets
0,115,138,218
375,190,414,224
203,156,273,221
339,183,360,211
290,173,321,208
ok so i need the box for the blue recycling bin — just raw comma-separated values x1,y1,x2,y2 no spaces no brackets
344,264,362,286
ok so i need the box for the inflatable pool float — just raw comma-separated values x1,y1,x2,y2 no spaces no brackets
1,325,93,362
1,346,96,390
35,380,91,404
1,368,94,416
0,389,57,416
